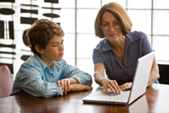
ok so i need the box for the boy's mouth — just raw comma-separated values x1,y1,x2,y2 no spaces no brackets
59,53,63,57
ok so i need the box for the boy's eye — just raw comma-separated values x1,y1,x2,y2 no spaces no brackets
53,44,58,47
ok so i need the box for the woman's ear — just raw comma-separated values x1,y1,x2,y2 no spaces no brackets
35,45,44,55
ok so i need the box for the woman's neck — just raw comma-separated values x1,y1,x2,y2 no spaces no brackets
110,36,126,52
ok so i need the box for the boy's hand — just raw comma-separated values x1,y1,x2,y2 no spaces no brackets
69,84,93,92
57,79,71,94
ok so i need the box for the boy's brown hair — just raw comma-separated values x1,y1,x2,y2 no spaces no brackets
27,19,64,56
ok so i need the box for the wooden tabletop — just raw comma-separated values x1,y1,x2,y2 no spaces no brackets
0,84,169,113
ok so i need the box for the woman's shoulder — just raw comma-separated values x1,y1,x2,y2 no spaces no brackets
128,31,146,37
127,31,147,42
94,38,107,50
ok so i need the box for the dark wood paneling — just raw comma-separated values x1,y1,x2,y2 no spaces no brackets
9,21,14,39
0,21,4,38
0,0,15,3
21,17,38,24
45,0,58,3
158,64,169,84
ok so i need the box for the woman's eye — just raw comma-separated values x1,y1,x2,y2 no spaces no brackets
103,24,109,26
114,21,120,24
114,23,119,25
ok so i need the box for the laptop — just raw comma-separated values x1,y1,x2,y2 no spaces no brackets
83,51,155,105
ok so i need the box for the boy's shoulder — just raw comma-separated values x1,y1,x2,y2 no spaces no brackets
23,54,41,67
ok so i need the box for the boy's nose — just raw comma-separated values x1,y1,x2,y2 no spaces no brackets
59,45,64,51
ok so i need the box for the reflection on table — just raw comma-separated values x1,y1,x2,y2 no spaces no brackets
0,84,169,113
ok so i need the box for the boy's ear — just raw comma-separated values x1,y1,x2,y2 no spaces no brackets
35,45,44,54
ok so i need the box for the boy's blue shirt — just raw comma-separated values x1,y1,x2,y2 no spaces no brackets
12,54,92,98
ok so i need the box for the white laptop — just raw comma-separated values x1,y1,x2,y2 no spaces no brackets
83,52,155,105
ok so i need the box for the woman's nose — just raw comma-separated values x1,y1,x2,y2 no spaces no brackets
109,24,115,31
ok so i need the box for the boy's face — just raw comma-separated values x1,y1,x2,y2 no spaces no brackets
40,35,64,63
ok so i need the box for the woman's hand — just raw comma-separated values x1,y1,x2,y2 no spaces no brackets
57,79,71,94
100,78,121,94
119,82,132,90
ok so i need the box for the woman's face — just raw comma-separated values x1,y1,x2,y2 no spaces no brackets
101,11,123,43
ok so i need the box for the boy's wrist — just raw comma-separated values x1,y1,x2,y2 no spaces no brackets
68,78,78,84
69,84,93,92
69,84,74,92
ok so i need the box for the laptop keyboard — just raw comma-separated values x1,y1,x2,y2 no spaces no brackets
106,90,130,101
91,88,130,102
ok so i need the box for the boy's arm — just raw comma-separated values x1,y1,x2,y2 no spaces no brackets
61,60,92,86
70,83,93,92
56,78,92,94
18,63,63,98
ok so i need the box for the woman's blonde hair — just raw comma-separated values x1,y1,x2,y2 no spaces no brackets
95,2,132,38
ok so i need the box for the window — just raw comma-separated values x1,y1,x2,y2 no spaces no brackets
0,0,169,78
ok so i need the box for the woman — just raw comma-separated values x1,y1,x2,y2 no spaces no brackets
93,2,159,94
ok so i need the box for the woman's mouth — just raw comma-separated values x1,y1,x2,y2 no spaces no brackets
108,34,116,37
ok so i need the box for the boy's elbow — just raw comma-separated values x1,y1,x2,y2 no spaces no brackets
89,78,93,86
38,91,63,98
34,88,64,98
85,76,93,86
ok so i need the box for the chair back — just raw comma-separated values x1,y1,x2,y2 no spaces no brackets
0,65,14,98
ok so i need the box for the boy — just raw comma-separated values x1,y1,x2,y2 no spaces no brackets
12,19,92,98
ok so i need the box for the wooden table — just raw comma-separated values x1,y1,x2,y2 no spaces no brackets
0,84,169,113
